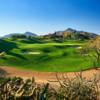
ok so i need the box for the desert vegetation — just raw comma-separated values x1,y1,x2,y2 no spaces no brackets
88,36,100,68
79,36,100,69
0,73,100,100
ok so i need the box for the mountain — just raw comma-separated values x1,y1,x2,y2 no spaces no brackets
3,32,37,38
2,28,98,40
45,28,98,40
24,32,37,37
3,33,21,38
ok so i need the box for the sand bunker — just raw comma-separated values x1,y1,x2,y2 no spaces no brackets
22,52,41,55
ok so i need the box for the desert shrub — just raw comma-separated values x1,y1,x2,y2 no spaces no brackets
0,73,99,100
56,73,100,100
0,77,51,100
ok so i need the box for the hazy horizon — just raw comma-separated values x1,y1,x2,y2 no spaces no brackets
0,0,100,36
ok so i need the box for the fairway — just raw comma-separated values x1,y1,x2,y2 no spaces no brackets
0,38,94,72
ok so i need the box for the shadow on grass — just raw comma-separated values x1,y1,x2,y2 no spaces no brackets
0,39,18,53
20,38,45,44
55,45,80,49
35,54,53,64
41,48,53,53
8,52,27,60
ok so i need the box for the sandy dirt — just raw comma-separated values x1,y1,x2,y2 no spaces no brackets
0,66,100,85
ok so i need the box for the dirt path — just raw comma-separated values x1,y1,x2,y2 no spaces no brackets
0,66,100,84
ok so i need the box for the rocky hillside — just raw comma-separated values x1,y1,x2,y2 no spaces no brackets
2,28,99,40
44,28,98,40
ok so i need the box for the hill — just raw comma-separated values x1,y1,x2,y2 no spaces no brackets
24,32,37,37
3,32,37,38
44,28,98,40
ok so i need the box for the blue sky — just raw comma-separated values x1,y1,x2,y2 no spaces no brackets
0,0,100,36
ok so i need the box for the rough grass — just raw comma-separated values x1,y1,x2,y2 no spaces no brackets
0,38,94,72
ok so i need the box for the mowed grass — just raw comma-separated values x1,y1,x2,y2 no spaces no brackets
0,38,93,72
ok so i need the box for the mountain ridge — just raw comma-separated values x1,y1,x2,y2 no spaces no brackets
44,28,98,40
2,28,99,40
3,32,37,38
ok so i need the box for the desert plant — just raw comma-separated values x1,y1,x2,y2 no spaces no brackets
79,36,100,68
0,73,100,100
56,72,100,100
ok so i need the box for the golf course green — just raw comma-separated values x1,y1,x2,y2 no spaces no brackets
0,38,93,72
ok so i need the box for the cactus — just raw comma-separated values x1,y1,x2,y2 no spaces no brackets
0,73,99,100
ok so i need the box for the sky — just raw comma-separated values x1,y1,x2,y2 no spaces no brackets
0,0,100,36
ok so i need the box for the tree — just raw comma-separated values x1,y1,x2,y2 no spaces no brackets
11,34,27,40
89,36,100,68
80,36,100,68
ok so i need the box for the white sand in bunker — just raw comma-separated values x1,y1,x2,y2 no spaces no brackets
0,66,100,85
22,52,41,55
